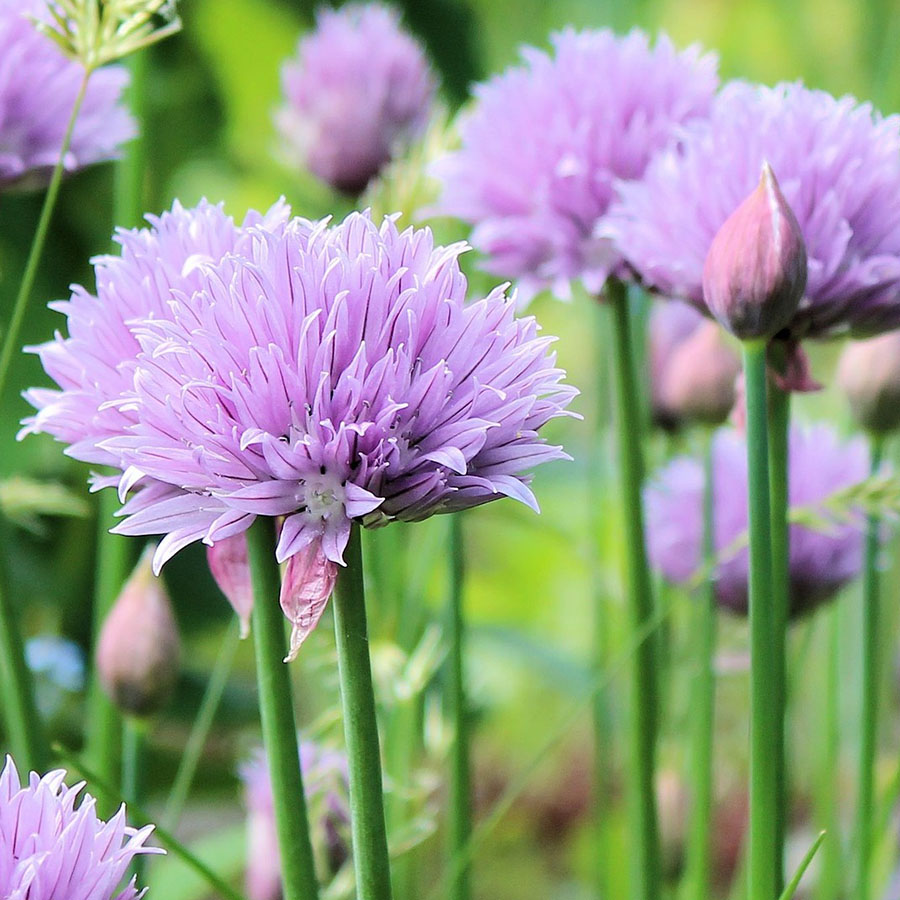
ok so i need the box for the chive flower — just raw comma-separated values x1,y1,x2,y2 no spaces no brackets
241,742,350,897
609,82,900,343
645,424,867,617
0,755,161,899
0,0,135,190
24,204,576,643
276,3,436,195
432,28,717,301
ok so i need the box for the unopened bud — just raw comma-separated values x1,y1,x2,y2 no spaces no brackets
702,162,807,340
96,545,180,717
207,534,253,637
837,331,900,433
659,321,741,426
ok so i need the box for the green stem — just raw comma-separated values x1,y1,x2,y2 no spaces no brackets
84,489,132,795
857,433,886,900
684,429,717,900
447,513,472,900
247,518,320,900
122,717,146,883
333,524,393,900
607,278,660,900
817,605,842,900
0,70,90,402
743,339,778,900
163,619,241,831
0,567,45,771
114,52,149,228
767,373,790,891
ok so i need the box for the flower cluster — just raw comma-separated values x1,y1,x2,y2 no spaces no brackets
0,756,160,900
645,425,867,617
241,742,350,897
277,3,436,195
432,28,717,301
609,81,900,341
24,202,576,589
0,0,135,190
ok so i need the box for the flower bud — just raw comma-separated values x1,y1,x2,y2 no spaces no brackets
659,320,741,426
649,300,706,430
207,534,253,637
96,545,180,718
702,162,807,340
837,331,900,433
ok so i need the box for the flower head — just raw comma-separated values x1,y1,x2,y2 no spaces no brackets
645,424,867,617
25,203,576,640
0,0,135,190
241,742,350,897
0,755,161,900
432,28,717,301
838,331,900,434
277,3,436,195
610,81,900,342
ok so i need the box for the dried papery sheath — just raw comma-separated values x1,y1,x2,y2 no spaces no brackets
432,28,717,302
0,755,162,900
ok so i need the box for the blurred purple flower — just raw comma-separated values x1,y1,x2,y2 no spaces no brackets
241,742,350,897
0,0,135,190
24,205,575,643
0,755,161,900
648,300,705,430
645,424,867,617
432,28,717,302
609,81,900,341
276,3,436,195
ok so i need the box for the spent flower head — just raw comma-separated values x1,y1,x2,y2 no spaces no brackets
277,2,436,195
24,201,577,650
838,331,900,434
432,28,717,302
645,424,867,617
36,0,181,70
0,755,162,900
0,0,135,190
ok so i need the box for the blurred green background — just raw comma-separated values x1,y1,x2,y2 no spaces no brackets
2,1,900,898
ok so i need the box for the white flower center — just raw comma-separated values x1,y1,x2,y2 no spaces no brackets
303,473,345,520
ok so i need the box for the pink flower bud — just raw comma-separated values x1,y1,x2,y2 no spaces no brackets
702,162,807,340
838,331,900,433
207,534,253,638
96,546,180,718
659,320,741,426
281,540,339,662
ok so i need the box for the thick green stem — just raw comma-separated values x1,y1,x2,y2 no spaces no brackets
85,490,132,794
163,619,241,831
817,605,842,900
247,518,320,900
857,433,886,900
684,430,717,900
0,565,45,771
447,513,472,900
333,525,393,900
743,339,778,900
607,278,660,900
767,374,790,891
122,717,146,883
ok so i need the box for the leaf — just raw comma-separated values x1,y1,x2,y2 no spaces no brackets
778,830,827,900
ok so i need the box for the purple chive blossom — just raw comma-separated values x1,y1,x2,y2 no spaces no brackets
0,0,135,190
0,755,161,900
645,424,867,618
649,299,705,430
24,206,576,646
431,28,717,302
241,743,350,897
609,81,900,342
276,3,436,195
